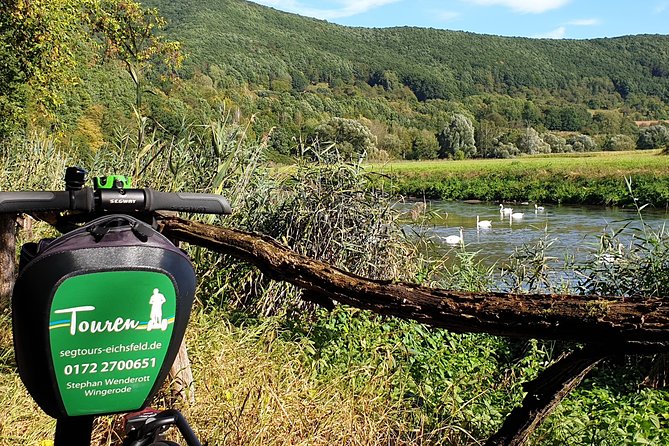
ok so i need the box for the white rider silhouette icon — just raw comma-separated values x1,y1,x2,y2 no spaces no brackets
147,288,167,331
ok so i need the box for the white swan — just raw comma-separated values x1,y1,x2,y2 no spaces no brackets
499,204,513,215
444,227,464,246
599,244,624,264
534,204,545,212
476,215,492,229
511,211,524,219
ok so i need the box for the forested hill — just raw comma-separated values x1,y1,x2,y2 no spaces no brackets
5,0,667,158
144,0,669,103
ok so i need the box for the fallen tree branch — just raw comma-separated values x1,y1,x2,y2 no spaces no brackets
158,216,669,352
485,345,608,446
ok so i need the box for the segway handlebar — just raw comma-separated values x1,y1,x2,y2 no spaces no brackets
0,166,232,215
0,187,232,214
0,191,76,214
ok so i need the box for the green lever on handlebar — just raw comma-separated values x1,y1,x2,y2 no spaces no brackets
93,175,132,190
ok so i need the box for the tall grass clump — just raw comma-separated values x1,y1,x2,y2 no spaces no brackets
0,313,57,443
187,137,421,315
0,133,71,192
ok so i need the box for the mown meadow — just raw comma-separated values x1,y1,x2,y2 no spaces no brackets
370,150,669,208
2,121,669,445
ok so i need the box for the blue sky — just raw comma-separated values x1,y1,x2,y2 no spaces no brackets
248,0,669,39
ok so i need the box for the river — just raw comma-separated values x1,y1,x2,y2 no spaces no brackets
397,200,669,270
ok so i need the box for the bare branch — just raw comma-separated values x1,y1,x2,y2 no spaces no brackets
158,216,669,353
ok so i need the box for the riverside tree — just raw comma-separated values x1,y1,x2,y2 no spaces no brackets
542,132,571,153
603,134,637,151
438,113,476,159
568,134,597,152
518,127,550,154
475,119,503,158
637,124,669,149
407,128,439,160
314,117,377,160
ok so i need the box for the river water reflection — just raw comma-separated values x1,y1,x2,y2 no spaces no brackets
397,200,669,269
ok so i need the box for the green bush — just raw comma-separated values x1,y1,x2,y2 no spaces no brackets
603,134,636,151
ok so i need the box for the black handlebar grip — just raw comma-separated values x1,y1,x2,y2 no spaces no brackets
0,191,73,213
143,189,232,214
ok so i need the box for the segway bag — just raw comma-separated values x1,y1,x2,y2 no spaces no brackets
12,214,196,418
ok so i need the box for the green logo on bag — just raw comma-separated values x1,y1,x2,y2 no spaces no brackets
49,271,177,416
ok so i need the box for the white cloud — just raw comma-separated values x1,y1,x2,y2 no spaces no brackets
566,18,600,26
534,26,566,39
435,10,462,22
462,0,570,14
656,2,669,13
250,0,401,20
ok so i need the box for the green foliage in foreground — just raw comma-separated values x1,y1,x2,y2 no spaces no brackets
4,307,668,445
3,128,669,444
282,308,527,442
371,151,669,206
286,309,669,445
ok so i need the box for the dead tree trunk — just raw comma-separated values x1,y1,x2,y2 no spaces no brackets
169,338,196,405
158,216,669,353
485,346,609,446
156,215,669,445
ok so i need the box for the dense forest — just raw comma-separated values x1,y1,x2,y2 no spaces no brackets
2,0,669,161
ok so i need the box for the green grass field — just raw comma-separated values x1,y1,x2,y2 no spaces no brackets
369,150,669,178
367,150,669,206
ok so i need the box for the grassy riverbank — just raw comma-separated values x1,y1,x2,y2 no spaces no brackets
3,132,669,445
369,150,669,207
3,309,669,445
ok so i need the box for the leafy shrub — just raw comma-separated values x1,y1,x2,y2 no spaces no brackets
489,141,519,159
603,134,636,151
568,134,597,152
637,124,669,150
517,127,550,154
406,128,439,160
313,117,376,160
542,133,571,153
